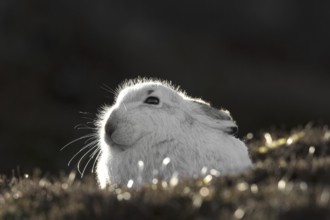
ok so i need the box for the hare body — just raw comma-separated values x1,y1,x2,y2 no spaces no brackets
96,79,252,188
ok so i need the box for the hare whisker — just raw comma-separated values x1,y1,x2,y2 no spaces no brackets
77,144,98,176
83,135,98,145
91,150,102,173
74,124,96,130
68,139,99,166
61,133,96,151
101,83,116,95
80,145,99,177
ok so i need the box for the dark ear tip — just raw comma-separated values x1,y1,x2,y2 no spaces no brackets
227,126,238,135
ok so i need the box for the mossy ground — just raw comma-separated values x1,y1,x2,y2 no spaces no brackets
1,125,330,220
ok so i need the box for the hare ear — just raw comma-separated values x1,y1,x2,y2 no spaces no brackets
192,101,238,134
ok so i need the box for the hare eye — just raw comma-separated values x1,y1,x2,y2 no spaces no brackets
144,96,160,105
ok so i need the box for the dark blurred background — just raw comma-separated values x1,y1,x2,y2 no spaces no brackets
0,0,329,176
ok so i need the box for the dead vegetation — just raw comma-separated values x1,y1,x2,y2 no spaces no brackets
1,125,330,220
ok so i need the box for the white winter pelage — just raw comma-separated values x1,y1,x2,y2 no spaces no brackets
96,79,252,188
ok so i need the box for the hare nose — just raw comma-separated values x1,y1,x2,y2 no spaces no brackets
105,109,120,138
105,121,117,137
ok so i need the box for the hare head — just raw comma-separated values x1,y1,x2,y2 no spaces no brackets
99,80,237,151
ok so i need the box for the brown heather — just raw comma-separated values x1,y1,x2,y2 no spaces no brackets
1,126,330,220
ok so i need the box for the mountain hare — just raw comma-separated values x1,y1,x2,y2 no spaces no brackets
96,79,252,188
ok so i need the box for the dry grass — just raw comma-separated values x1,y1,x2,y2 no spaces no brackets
1,125,330,220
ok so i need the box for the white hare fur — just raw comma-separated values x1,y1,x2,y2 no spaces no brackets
96,79,252,188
